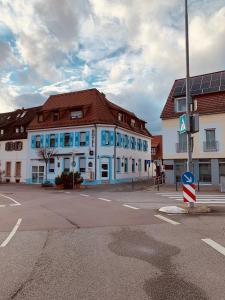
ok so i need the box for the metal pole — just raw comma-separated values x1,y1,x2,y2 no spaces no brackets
185,0,194,207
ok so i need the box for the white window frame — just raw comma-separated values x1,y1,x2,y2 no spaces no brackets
175,97,186,113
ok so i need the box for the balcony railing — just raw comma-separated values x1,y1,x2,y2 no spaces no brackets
203,141,219,152
176,142,193,153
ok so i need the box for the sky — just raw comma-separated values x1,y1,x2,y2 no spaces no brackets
0,0,225,134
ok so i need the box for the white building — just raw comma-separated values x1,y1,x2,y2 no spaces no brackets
0,107,41,183
27,89,152,184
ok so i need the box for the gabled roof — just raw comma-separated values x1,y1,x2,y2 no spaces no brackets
161,70,225,120
28,88,151,137
0,106,41,141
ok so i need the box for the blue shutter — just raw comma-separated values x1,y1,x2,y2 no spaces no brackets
127,136,130,149
146,141,148,151
119,133,122,147
46,134,50,147
101,130,106,146
140,140,143,151
55,134,59,147
75,132,80,147
86,131,90,146
110,131,114,146
31,135,36,148
60,133,64,147
134,138,136,150
69,132,73,147
40,135,44,148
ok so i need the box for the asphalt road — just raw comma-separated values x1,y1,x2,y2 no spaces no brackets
0,184,224,300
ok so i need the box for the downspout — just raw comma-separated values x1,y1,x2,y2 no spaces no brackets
114,126,117,181
95,124,97,181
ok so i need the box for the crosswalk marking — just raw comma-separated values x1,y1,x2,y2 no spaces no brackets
157,193,225,204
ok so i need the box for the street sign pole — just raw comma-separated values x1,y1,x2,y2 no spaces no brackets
185,0,194,207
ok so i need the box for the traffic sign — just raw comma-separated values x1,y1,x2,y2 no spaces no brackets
181,171,195,184
179,114,187,133
183,184,196,203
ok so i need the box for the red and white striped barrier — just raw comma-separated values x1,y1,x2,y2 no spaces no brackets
183,184,196,203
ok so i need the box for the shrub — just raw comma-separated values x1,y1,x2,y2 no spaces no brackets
55,172,83,189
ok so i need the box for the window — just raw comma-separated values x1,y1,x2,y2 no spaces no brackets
143,140,148,152
175,97,186,112
5,142,14,151
219,159,225,182
139,159,142,172
64,158,70,173
131,137,135,149
199,159,211,183
206,129,215,144
174,160,187,182
6,161,11,177
132,159,135,173
71,110,83,119
49,158,55,173
105,131,110,145
124,135,129,148
50,134,56,147
38,113,44,122
151,147,156,155
15,127,20,133
177,132,187,152
131,119,135,127
64,133,70,147
53,111,60,121
0,129,4,135
79,157,86,173
118,113,123,121
116,133,121,147
20,126,24,133
15,162,21,177
116,157,121,173
80,132,86,146
32,166,44,183
124,158,128,173
14,141,23,151
36,135,41,148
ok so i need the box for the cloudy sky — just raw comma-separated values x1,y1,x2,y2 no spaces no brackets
0,0,225,133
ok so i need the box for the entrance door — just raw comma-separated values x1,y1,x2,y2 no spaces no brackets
32,166,44,184
101,158,109,180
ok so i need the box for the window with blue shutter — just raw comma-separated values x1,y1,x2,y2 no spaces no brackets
101,130,106,146
40,135,44,148
134,137,136,150
85,131,90,146
60,133,64,147
69,132,73,147
31,135,36,148
46,134,50,148
140,140,143,151
127,136,130,148
110,131,114,146
55,134,59,147
116,157,121,173
75,132,80,147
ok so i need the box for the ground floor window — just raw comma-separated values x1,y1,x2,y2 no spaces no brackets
132,159,135,173
32,166,44,183
116,157,121,173
15,162,21,177
64,158,70,173
139,159,142,172
124,158,128,173
79,157,86,173
5,161,11,177
49,158,55,173
199,159,211,183
174,160,187,182
219,159,225,182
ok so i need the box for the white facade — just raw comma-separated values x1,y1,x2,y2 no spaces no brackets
27,124,151,184
0,139,28,183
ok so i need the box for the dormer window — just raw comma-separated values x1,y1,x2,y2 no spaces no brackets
131,119,135,127
38,113,44,123
118,113,123,121
20,111,27,118
15,127,20,133
175,97,186,113
0,129,4,135
53,111,60,121
7,116,11,120
71,110,83,119
21,126,24,133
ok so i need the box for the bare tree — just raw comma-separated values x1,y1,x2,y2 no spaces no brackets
37,148,57,182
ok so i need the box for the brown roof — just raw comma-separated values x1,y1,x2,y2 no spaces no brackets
161,70,225,119
28,88,151,137
0,106,41,141
151,135,163,160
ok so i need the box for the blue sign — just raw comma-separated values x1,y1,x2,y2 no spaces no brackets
182,171,195,184
179,114,187,133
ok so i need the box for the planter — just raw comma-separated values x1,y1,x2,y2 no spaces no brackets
56,184,64,190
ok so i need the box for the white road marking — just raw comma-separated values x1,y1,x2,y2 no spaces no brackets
0,193,21,206
123,204,140,210
98,198,112,202
80,194,89,197
0,205,6,208
0,218,22,248
202,239,225,257
154,214,180,225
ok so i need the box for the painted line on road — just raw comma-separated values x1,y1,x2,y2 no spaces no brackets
0,193,21,206
202,238,225,257
0,218,22,248
123,204,140,210
80,194,89,197
0,205,6,208
154,214,180,225
98,198,112,202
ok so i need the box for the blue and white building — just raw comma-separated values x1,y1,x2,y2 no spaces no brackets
27,89,152,184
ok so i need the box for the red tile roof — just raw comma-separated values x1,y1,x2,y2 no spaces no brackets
28,88,151,137
151,135,163,160
161,70,225,119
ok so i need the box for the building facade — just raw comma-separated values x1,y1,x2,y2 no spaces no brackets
161,70,225,185
27,89,152,184
151,135,163,177
0,107,41,183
